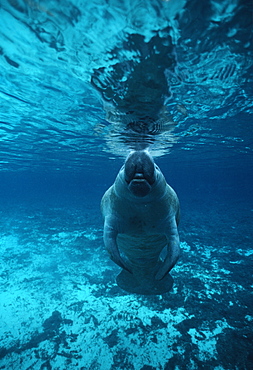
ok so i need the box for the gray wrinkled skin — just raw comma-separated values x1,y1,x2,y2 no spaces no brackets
101,151,180,294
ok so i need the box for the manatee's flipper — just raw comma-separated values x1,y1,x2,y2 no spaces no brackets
116,269,173,295
155,219,180,281
103,219,132,273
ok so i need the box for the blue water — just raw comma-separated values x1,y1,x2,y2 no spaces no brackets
0,0,252,369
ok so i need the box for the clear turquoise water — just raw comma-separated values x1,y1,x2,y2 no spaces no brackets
0,0,252,369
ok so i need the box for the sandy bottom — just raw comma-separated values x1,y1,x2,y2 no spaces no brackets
0,197,252,369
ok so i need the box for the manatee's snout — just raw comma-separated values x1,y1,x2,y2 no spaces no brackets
124,151,155,197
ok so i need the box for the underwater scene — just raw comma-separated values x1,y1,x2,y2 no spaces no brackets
0,0,252,369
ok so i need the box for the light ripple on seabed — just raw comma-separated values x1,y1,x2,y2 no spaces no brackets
0,199,252,370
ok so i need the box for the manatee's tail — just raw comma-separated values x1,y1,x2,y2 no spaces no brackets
116,269,173,295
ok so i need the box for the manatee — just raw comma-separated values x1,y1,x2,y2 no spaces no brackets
101,150,180,294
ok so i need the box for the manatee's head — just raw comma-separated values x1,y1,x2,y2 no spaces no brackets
124,151,156,197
